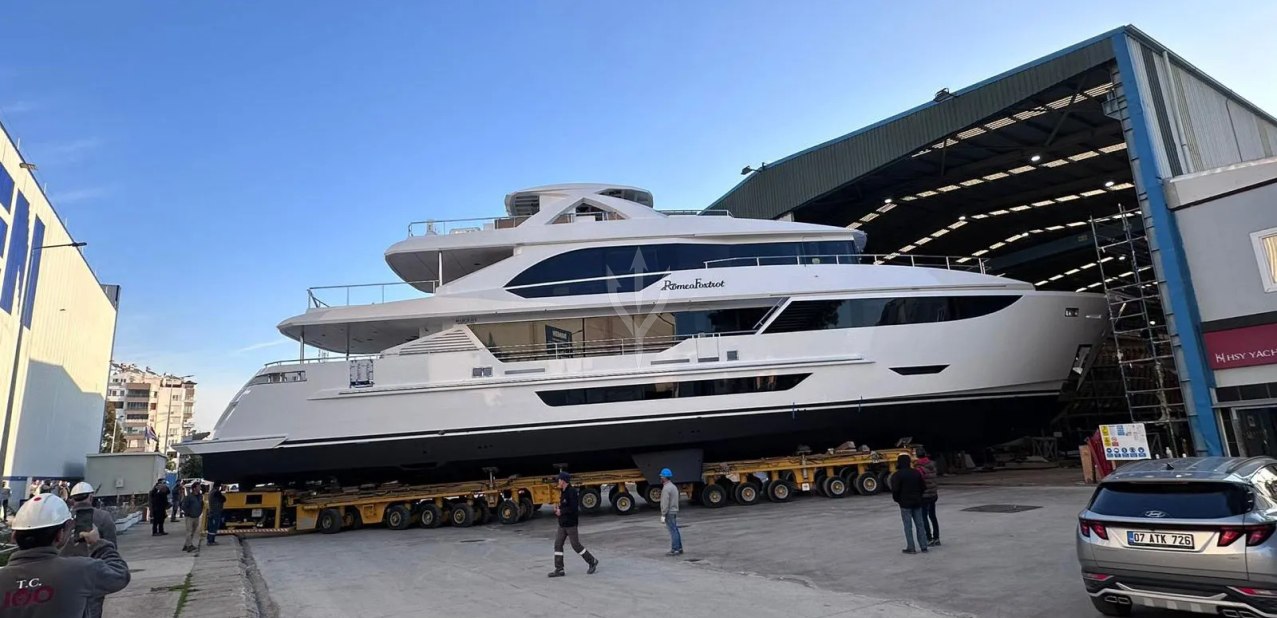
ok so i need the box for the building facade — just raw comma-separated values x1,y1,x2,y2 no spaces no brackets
107,362,196,455
1163,157,1277,456
0,120,119,486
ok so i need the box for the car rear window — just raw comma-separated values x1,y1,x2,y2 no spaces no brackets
1089,482,1252,519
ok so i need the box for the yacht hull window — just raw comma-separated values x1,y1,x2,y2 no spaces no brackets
537,373,811,407
506,241,858,298
764,296,1021,334
469,306,773,362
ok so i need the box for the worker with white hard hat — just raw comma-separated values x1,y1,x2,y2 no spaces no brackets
0,494,130,617
58,482,119,618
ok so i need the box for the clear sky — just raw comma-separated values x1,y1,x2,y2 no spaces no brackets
1,1,1274,430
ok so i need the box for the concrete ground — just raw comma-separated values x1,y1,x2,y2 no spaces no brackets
245,477,1202,618
104,515,259,618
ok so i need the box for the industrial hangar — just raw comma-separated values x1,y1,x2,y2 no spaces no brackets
710,25,1277,458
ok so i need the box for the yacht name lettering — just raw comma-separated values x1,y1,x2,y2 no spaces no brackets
1215,348,1277,364
660,278,726,291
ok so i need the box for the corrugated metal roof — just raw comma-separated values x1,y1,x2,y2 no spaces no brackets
710,32,1120,220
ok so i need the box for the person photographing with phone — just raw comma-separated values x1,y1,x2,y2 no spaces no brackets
0,494,130,617
59,482,119,618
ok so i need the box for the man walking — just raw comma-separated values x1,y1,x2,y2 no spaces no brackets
149,478,170,536
180,483,204,552
206,484,226,546
61,482,119,618
548,471,598,577
659,468,682,556
890,454,928,554
0,494,131,617
915,448,941,547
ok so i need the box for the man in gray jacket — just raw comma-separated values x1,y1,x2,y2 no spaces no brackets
0,494,131,617
658,468,682,556
180,483,204,552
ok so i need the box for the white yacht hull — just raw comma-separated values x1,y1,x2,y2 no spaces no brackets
188,291,1107,484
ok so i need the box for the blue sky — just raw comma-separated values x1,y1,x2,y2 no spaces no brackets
1,1,1274,429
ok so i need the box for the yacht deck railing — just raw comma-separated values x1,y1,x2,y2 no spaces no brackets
405,209,733,236
703,253,989,274
488,331,753,363
307,280,438,309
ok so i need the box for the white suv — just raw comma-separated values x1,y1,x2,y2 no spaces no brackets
1077,456,1277,617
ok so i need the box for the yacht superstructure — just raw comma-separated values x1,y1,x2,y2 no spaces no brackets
181,184,1107,484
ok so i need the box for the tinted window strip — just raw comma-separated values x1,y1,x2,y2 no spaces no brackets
764,296,1020,333
890,365,948,376
537,373,810,407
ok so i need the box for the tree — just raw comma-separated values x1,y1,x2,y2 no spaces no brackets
100,403,127,453
179,454,204,480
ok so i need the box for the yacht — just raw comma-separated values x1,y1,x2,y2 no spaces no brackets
181,184,1107,485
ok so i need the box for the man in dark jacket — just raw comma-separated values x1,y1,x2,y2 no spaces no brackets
889,454,929,554
148,478,170,536
914,448,941,547
548,471,598,577
206,485,227,545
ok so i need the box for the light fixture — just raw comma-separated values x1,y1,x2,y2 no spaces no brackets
958,215,966,221
1104,180,1115,188
1150,320,1157,325
1030,154,1042,163
933,88,955,103
883,198,893,204
740,162,767,175
1118,255,1127,260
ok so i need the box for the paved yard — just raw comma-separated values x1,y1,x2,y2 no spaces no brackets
247,481,1197,618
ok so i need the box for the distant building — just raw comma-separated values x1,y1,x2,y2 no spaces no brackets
107,362,197,455
0,120,119,489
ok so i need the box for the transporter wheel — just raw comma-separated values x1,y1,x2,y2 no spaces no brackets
579,487,602,514
496,499,520,525
418,503,444,529
384,504,412,530
878,471,892,492
839,468,859,492
644,483,664,508
700,483,728,508
317,508,342,534
517,494,535,522
611,491,638,516
450,503,475,528
733,481,762,506
1089,596,1132,616
767,480,793,503
824,476,850,499
342,507,364,531
473,500,491,525
813,472,829,497
854,473,881,496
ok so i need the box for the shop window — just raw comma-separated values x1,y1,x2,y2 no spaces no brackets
1251,227,1277,293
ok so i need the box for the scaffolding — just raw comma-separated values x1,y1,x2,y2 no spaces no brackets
1089,203,1188,453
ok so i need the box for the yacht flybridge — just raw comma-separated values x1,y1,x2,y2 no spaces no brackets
181,184,1107,485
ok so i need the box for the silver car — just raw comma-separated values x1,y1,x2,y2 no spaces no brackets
1077,456,1277,617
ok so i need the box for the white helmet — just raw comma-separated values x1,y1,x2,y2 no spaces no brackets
70,481,94,497
11,494,72,530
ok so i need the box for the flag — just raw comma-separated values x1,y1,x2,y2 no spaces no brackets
145,425,158,442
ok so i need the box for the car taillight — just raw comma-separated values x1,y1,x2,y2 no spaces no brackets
1217,524,1276,547
1082,573,1114,582
1080,519,1109,540
1232,586,1277,597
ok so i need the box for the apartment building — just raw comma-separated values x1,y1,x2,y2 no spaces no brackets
107,362,196,454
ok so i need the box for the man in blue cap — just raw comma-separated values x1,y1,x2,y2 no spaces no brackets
548,471,598,577
659,468,682,556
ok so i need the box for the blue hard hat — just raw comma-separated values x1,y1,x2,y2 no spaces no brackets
660,468,673,478
558,471,571,482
